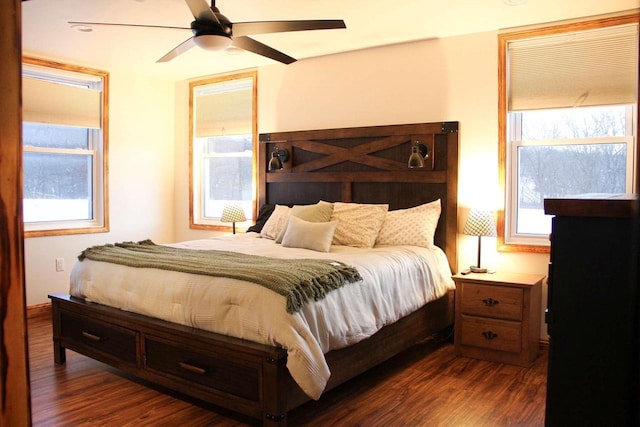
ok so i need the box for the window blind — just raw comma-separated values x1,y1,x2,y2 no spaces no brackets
194,78,253,137
22,76,102,128
508,23,638,111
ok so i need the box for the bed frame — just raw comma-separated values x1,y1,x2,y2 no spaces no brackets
50,121,459,426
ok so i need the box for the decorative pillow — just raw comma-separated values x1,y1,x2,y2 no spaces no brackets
275,202,334,243
375,199,441,248
260,205,291,240
281,216,338,252
247,204,275,233
330,202,388,248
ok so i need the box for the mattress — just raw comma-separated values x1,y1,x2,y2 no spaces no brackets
70,232,454,399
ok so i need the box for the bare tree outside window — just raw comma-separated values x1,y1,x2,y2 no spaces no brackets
512,105,631,235
23,123,94,222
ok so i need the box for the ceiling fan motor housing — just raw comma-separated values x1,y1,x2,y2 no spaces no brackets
190,9,231,38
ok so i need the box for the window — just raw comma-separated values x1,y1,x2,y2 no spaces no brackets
498,16,638,250
190,72,257,229
22,58,108,236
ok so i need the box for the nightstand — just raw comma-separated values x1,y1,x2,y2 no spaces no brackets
453,272,544,367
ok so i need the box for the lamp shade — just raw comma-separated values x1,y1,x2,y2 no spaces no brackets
463,209,497,237
268,151,283,171
268,147,289,171
408,145,425,168
220,205,246,223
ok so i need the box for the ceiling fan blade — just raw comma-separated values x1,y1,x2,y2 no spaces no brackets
185,0,220,25
232,36,296,64
68,21,190,31
156,37,197,63
232,19,346,37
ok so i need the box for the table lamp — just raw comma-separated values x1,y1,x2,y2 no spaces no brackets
220,204,246,234
462,209,497,273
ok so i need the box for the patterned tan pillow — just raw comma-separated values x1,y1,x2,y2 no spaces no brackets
375,199,441,248
260,205,291,240
330,202,388,248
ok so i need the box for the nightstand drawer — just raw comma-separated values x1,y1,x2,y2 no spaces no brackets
461,283,523,321
460,316,522,353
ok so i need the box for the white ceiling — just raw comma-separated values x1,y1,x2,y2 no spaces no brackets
21,0,639,81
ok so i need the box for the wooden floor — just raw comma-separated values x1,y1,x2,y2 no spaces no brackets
29,311,548,426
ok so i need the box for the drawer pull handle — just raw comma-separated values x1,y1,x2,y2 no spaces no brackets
482,298,499,307
482,331,498,340
81,331,102,342
179,362,207,375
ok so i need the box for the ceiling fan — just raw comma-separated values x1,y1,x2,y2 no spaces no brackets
67,0,346,64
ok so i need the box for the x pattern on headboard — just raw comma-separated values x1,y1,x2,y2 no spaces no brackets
259,122,459,273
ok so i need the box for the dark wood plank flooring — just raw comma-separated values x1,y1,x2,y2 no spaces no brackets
29,312,547,426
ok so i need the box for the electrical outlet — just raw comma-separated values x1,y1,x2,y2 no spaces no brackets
55,258,65,272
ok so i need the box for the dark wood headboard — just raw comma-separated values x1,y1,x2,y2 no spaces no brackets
259,122,459,273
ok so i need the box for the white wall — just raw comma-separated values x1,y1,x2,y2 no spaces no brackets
25,70,177,306
173,31,550,338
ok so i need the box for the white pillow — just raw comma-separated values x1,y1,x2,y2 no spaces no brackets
375,199,441,248
330,202,388,248
275,202,334,243
260,205,291,240
281,216,338,252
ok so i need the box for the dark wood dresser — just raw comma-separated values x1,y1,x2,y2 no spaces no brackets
544,194,638,426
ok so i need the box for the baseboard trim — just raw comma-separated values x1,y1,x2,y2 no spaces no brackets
27,302,51,320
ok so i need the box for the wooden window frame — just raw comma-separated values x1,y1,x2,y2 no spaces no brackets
22,57,109,238
497,14,639,253
188,71,258,231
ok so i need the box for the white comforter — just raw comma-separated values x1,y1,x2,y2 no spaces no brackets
70,233,454,399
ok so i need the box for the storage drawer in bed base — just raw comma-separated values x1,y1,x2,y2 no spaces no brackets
144,335,261,402
58,310,138,367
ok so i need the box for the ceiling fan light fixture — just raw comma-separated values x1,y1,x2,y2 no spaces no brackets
193,34,232,51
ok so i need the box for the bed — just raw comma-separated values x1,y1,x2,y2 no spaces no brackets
49,121,459,426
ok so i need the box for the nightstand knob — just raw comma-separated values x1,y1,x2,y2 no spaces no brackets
482,297,499,307
482,331,499,340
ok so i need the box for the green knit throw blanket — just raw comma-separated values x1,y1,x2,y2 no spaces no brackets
78,240,362,313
